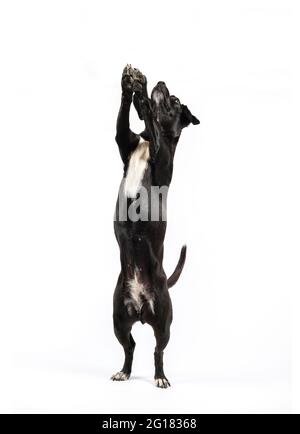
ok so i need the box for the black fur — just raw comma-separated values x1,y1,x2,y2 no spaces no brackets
112,66,199,388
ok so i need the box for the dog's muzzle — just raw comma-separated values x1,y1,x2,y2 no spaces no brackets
151,82,169,105
152,90,164,105
151,82,171,121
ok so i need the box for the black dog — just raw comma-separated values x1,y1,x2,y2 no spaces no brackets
112,65,199,388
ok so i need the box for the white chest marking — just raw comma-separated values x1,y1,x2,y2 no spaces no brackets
124,138,150,199
126,271,155,314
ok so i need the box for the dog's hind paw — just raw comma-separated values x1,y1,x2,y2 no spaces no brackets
111,371,130,381
155,377,171,388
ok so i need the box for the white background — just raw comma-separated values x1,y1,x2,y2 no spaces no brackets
0,0,299,413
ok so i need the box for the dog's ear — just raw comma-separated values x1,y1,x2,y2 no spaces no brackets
133,93,144,120
180,105,200,127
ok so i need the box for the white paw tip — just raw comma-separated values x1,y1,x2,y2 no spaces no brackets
111,371,129,381
155,378,170,388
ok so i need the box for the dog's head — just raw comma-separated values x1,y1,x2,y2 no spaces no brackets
150,81,199,138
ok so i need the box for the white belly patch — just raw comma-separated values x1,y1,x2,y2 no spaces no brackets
124,138,150,199
125,271,155,315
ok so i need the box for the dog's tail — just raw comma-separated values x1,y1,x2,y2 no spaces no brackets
167,245,187,289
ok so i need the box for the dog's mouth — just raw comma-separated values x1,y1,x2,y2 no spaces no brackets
151,82,171,120
152,90,164,105
151,81,170,104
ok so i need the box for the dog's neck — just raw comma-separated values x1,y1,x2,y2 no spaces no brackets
140,129,180,155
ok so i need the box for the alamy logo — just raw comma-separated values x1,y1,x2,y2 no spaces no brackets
115,179,169,222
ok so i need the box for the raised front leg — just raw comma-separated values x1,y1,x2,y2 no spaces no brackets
115,65,140,164
136,93,161,162
131,72,160,161
132,68,149,120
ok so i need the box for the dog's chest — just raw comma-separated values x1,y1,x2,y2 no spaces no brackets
124,138,150,199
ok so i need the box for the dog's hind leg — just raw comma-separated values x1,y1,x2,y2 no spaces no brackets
152,324,171,388
111,320,136,381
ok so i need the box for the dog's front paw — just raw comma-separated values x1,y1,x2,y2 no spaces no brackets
155,377,171,388
132,68,147,94
111,371,130,381
121,64,134,94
